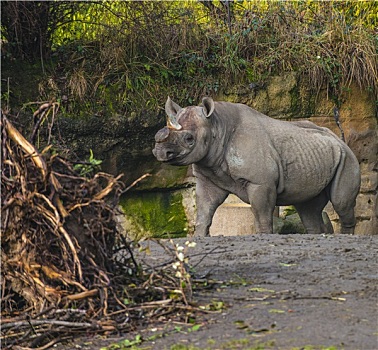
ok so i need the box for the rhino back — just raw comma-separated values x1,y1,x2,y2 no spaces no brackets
218,108,343,205
272,123,343,204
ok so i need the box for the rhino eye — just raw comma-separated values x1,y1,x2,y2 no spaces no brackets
184,134,195,146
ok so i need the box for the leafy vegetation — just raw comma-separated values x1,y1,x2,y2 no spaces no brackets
73,148,103,177
2,1,377,118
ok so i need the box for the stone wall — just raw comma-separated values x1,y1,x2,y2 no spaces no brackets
117,73,377,236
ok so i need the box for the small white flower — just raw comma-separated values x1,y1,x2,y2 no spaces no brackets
187,241,196,248
172,261,180,270
317,55,321,59
177,252,185,262
176,245,185,252
175,271,182,278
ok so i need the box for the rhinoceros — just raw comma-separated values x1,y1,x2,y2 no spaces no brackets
152,97,361,235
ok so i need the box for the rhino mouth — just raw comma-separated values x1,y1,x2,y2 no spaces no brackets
155,150,189,164
153,145,191,164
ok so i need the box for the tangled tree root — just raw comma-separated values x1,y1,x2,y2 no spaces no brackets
1,110,193,349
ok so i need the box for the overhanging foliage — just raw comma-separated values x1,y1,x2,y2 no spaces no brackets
2,1,377,117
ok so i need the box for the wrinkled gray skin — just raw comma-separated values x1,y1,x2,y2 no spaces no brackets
153,97,361,235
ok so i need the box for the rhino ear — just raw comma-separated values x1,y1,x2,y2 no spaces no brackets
202,97,215,118
165,96,182,118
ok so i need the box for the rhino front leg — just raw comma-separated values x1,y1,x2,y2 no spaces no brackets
247,184,276,234
195,177,229,237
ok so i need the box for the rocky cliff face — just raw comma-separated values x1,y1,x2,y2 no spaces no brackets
58,73,377,236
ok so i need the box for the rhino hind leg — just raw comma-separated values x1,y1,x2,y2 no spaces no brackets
329,150,360,234
330,188,358,234
294,191,332,234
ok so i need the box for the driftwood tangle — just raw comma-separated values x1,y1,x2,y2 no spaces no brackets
1,108,191,349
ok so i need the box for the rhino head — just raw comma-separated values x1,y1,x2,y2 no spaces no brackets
153,97,215,165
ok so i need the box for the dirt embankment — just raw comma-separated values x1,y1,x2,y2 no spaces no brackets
60,234,378,350
141,234,378,349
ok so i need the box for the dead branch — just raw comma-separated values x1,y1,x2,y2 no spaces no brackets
2,114,47,179
66,289,98,301
122,173,151,193
1,107,195,349
1,320,96,331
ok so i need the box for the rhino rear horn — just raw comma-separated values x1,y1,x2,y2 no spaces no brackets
165,96,182,130
202,97,215,118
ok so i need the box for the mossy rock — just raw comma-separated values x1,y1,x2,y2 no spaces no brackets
281,213,306,234
120,189,194,240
